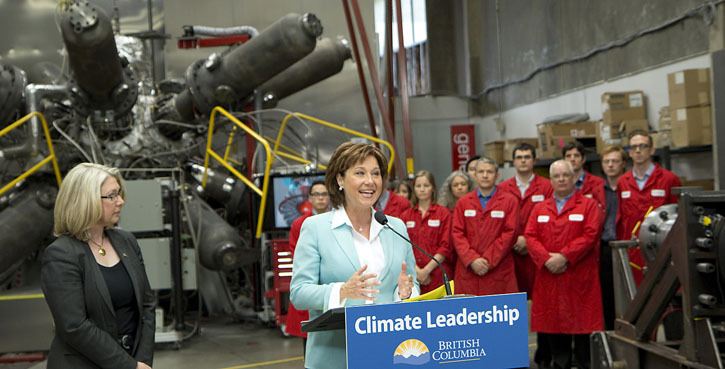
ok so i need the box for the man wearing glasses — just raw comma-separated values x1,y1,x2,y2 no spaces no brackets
616,130,681,284
498,142,553,369
286,180,331,352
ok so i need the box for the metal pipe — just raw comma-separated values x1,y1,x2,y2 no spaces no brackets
186,25,259,38
168,186,185,331
341,0,380,142
348,0,403,177
0,64,26,127
0,184,56,278
394,0,414,177
258,37,352,106
0,84,67,160
385,0,395,143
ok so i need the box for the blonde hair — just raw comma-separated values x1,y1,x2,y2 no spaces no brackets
54,163,125,241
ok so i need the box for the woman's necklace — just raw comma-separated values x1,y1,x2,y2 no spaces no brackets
89,236,106,256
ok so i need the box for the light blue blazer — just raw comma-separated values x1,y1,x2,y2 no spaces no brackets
290,210,418,369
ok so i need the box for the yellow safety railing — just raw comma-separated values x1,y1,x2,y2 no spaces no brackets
0,112,62,196
273,112,396,174
202,107,272,239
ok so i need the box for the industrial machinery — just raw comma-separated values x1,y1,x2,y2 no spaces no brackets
593,191,725,369
0,0,353,351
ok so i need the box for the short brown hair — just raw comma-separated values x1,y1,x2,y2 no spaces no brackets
411,170,437,206
627,129,653,146
600,145,628,161
325,142,389,208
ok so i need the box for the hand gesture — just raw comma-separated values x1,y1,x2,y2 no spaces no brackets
415,266,431,285
513,235,528,255
397,262,414,299
545,252,567,274
470,258,489,276
340,265,380,302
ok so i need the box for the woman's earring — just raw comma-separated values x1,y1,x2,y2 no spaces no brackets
338,184,343,191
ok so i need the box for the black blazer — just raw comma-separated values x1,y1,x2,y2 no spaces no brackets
41,228,155,369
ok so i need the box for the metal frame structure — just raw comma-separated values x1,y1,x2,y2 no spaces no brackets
594,192,725,369
202,106,272,239
0,112,62,195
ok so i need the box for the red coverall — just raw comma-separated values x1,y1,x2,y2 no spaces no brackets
451,189,519,296
616,165,680,283
579,171,606,208
400,204,455,294
383,190,411,218
498,176,553,296
285,213,310,338
525,192,604,334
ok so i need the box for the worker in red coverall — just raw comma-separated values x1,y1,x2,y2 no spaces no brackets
616,130,680,284
498,142,553,296
525,160,603,369
400,170,454,294
452,157,518,296
376,188,411,218
286,180,330,356
497,142,553,366
562,141,605,208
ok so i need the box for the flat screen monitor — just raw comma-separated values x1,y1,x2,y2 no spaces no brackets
263,172,326,231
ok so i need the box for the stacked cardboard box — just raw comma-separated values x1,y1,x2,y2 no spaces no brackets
502,138,539,162
598,91,648,152
537,121,596,159
595,119,650,153
652,107,672,149
668,68,712,148
601,91,647,124
484,141,505,164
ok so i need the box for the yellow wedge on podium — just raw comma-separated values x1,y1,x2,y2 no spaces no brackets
404,281,455,302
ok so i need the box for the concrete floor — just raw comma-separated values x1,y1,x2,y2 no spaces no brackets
0,317,537,369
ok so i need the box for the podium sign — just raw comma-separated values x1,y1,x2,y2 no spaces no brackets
345,293,528,369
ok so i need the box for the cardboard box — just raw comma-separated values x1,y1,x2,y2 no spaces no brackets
658,106,671,131
484,141,505,165
671,105,712,148
537,121,596,159
502,138,539,162
668,68,710,109
595,119,650,153
651,130,671,149
602,91,647,123
681,179,714,191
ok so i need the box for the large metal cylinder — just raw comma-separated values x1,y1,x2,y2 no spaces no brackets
258,37,352,107
0,184,56,277
0,64,27,127
179,13,323,120
60,1,137,118
186,195,256,271
188,163,249,223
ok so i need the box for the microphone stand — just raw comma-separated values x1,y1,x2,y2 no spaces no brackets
374,210,454,297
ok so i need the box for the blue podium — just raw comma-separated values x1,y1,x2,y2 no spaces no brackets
304,293,528,369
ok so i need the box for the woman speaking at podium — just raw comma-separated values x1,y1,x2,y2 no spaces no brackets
290,142,420,369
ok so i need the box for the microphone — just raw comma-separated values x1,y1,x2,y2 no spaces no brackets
374,210,453,296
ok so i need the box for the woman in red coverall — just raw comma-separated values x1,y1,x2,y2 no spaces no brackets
401,171,455,294
286,180,330,355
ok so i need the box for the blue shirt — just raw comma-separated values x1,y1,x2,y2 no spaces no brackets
477,187,496,210
634,163,655,191
575,172,585,190
554,192,574,214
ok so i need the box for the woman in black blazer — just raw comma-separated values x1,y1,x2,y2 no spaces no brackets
41,163,155,369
